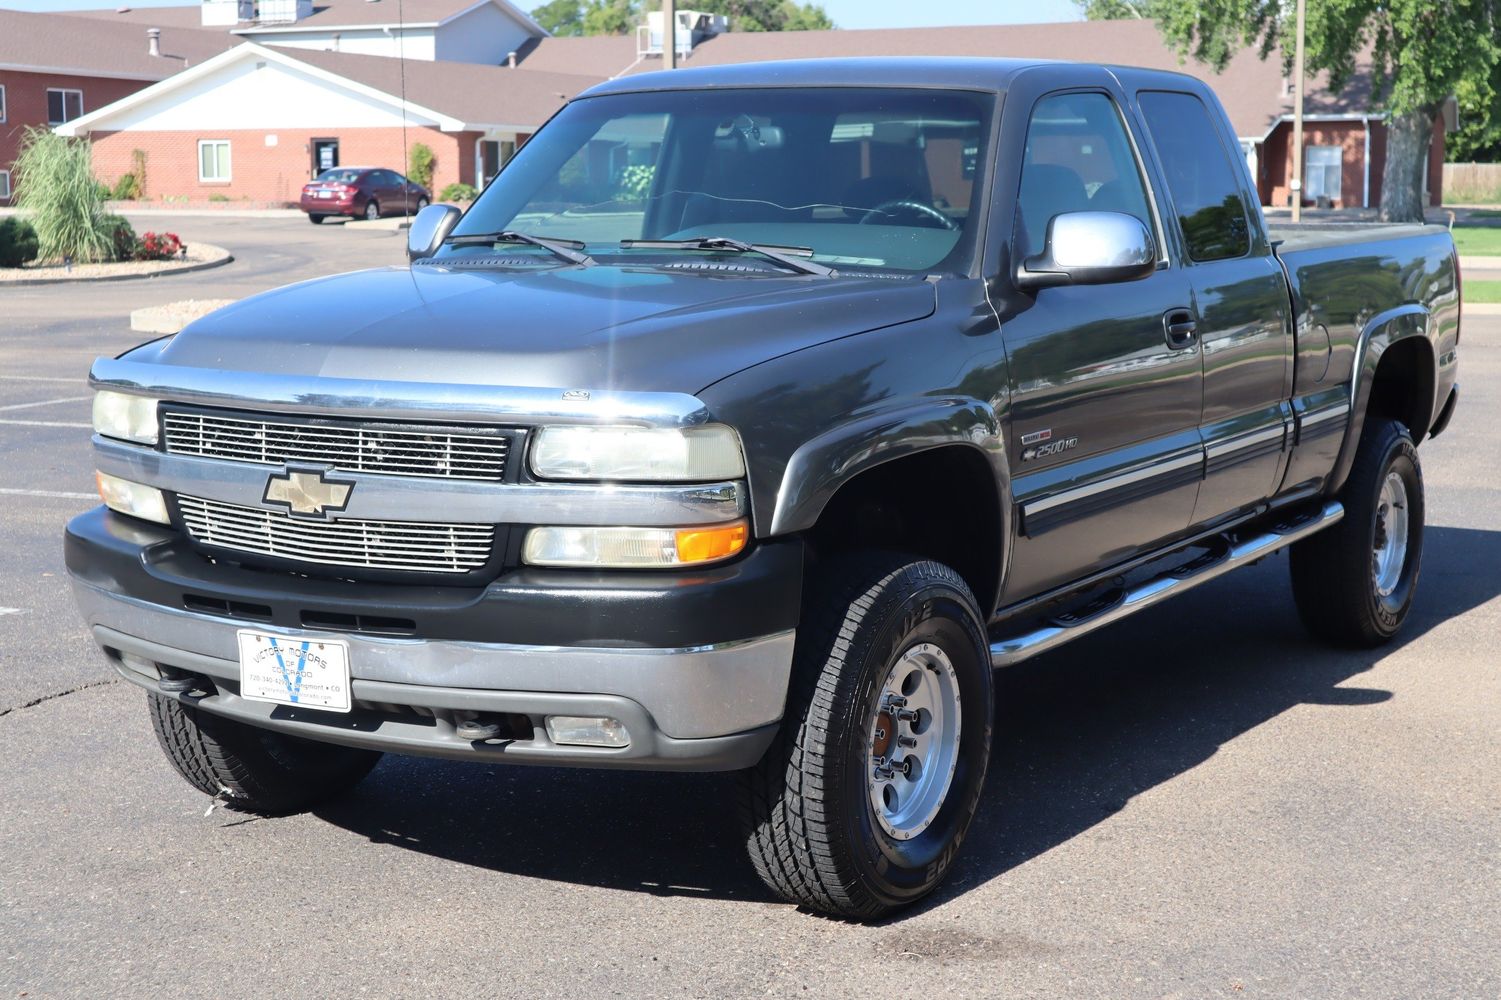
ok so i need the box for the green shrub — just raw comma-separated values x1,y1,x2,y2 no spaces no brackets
14,127,112,262
439,182,478,203
208,193,230,202
409,143,436,190
111,172,141,200
100,214,137,262
0,217,40,268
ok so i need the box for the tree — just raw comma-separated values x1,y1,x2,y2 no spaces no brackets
532,0,585,36
534,0,835,37
693,1,833,31
1078,0,1501,221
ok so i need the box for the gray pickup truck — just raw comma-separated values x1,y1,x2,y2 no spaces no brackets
68,58,1460,919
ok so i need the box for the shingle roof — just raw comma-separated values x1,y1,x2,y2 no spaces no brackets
0,6,238,79
283,46,601,128
61,0,541,33
517,19,1381,140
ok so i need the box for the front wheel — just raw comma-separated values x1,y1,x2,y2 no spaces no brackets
1290,416,1424,646
148,693,381,815
739,555,993,919
414,197,430,213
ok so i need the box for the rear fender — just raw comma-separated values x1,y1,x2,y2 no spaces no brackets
1328,304,1436,494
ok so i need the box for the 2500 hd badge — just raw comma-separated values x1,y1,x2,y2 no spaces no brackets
68,57,1459,919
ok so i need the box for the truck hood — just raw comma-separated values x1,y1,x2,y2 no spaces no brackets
157,264,936,394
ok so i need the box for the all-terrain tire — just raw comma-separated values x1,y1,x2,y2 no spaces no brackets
147,693,381,815
738,554,993,919
1290,416,1424,646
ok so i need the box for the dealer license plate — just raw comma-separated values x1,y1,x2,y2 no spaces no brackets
317,190,333,199
237,630,351,712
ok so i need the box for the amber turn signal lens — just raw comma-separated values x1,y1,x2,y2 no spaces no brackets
674,522,748,564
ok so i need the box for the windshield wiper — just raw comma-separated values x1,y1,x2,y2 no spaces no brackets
444,230,594,266
621,237,835,277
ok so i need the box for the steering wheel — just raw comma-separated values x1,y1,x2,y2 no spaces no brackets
858,199,958,231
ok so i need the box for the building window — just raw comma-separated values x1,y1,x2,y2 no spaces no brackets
1304,145,1342,202
198,140,231,183
0,170,11,201
0,85,7,123
47,88,83,125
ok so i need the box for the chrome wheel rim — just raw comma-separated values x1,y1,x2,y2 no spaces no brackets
866,642,962,841
365,203,379,220
1373,471,1410,597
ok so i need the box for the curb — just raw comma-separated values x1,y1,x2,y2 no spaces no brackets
0,246,233,286
1464,303,1501,316
1458,255,1501,270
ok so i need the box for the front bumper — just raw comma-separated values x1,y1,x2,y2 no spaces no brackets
67,508,802,771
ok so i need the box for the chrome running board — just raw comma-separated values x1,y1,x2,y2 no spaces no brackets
989,501,1344,668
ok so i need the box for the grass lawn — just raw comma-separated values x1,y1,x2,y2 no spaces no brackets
1452,226,1501,256
1465,279,1501,304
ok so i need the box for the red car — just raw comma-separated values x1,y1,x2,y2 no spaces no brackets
299,167,431,224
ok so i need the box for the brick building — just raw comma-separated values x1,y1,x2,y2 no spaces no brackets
57,43,600,204
0,8,234,204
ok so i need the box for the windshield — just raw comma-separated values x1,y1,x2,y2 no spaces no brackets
316,169,364,184
448,87,995,274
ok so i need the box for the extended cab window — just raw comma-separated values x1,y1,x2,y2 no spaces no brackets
1016,92,1154,260
1136,91,1251,261
451,87,993,274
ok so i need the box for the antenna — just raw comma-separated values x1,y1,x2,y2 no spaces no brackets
398,0,410,218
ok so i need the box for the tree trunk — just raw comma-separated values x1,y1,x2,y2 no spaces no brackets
1379,106,1437,223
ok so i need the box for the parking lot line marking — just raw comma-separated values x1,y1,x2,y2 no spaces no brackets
0,608,21,617
0,395,93,412
0,487,96,500
0,376,82,383
0,418,92,428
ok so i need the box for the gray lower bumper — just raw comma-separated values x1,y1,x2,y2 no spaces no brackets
74,581,793,771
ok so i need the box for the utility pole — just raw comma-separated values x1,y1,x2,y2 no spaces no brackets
1290,0,1306,222
663,0,676,70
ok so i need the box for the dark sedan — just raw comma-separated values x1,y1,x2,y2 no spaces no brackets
299,167,430,223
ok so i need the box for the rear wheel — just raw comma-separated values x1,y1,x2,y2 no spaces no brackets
738,554,993,919
308,214,326,225
148,693,381,815
1290,416,1424,646
363,200,381,221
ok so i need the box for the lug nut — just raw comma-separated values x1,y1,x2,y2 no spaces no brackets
897,735,917,748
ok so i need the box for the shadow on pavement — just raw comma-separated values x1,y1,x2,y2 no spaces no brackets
314,525,1501,912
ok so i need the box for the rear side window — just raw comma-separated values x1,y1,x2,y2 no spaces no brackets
1016,92,1154,260
1136,91,1251,261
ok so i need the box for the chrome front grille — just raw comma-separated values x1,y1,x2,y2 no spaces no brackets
177,495,494,574
162,411,511,481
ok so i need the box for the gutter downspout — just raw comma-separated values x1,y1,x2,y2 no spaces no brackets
1362,115,1371,209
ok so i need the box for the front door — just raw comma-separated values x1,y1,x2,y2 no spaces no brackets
311,139,339,177
1135,90,1293,526
999,88,1204,600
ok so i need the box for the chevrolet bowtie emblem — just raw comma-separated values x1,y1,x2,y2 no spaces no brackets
263,468,354,518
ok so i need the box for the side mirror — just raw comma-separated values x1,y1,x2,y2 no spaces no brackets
407,203,463,262
1014,211,1156,290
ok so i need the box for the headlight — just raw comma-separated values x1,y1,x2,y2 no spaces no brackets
95,471,170,525
92,390,160,444
530,425,745,481
522,520,748,568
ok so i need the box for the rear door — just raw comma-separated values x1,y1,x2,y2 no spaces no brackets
996,75,1204,599
1132,87,1293,525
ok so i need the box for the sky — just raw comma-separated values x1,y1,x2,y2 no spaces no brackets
1,0,1089,28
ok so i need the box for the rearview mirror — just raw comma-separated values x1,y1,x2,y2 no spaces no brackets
1014,211,1156,290
407,203,463,262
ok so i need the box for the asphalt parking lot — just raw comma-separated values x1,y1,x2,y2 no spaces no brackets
1,216,1497,999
